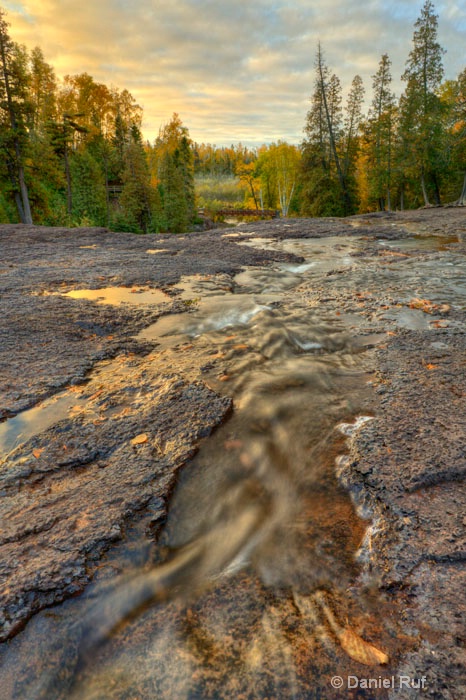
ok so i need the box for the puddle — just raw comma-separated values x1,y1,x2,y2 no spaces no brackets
0,359,142,457
377,234,460,252
146,248,171,254
0,393,87,455
60,286,170,306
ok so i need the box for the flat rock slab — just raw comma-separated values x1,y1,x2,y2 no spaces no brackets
0,208,465,698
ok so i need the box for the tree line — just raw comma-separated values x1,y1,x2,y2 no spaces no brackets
0,1,465,231
0,8,198,232
303,0,465,215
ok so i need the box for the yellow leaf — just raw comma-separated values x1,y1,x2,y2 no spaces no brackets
314,591,388,666
338,628,389,666
33,448,44,459
131,433,148,445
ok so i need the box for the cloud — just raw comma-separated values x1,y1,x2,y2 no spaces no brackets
3,0,465,145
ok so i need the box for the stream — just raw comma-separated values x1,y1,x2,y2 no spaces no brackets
2,230,464,699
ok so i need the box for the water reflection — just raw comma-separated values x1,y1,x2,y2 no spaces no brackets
63,286,170,306
0,393,85,455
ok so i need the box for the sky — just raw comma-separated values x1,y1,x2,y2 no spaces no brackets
3,0,466,146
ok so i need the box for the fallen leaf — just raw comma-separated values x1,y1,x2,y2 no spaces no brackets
33,448,44,459
314,591,389,666
425,363,438,370
409,297,434,313
338,628,389,666
219,374,230,382
131,433,148,445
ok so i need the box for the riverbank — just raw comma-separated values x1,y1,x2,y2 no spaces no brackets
1,209,465,698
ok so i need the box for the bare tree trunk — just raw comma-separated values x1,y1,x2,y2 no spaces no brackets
421,170,431,206
64,141,72,215
457,172,466,206
432,172,441,206
17,157,32,224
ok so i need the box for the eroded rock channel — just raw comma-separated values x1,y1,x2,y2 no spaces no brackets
0,210,465,699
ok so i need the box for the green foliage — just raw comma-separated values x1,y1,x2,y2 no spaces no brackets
69,151,107,226
151,114,196,232
399,0,446,205
118,140,161,233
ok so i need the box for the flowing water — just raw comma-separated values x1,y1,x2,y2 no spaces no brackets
5,233,464,698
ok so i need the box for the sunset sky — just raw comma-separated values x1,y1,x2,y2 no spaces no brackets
3,0,465,145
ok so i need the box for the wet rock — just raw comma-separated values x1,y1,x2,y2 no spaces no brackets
0,366,231,641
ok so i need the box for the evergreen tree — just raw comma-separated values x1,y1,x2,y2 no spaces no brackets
301,44,354,216
153,113,196,232
366,54,396,210
118,134,160,233
342,74,365,209
0,9,32,223
29,46,57,131
70,150,107,225
400,0,445,205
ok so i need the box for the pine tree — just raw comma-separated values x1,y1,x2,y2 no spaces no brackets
0,8,33,223
400,0,445,205
70,150,107,225
366,54,396,210
301,44,354,216
119,134,159,233
29,47,57,131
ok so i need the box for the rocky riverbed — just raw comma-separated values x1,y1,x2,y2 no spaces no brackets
0,209,465,699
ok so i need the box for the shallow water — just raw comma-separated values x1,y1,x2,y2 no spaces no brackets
62,285,170,306
3,231,465,698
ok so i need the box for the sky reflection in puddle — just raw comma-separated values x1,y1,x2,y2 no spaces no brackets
62,286,170,306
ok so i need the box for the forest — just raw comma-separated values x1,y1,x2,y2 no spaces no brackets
0,0,465,233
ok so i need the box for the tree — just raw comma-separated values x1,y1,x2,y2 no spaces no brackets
255,142,301,216
29,46,57,131
301,44,356,216
152,113,196,232
118,130,160,234
235,160,261,210
47,113,89,215
0,8,32,223
400,0,445,205
365,54,397,210
69,150,106,225
438,70,466,205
